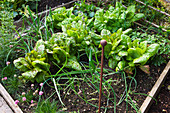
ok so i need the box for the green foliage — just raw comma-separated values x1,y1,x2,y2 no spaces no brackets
14,3,160,82
14,33,83,82
46,7,74,29
46,33,82,70
130,31,170,66
122,0,170,30
1,0,39,18
150,55,166,66
1,64,16,78
47,2,144,33
0,2,18,70
102,28,159,73
2,74,23,97
1,1,168,113
20,90,35,103
35,99,60,113
94,2,144,32
13,40,50,83
74,0,99,18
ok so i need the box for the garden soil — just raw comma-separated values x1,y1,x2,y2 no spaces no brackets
20,62,169,113
17,0,170,112
60,63,168,113
37,0,73,12
148,73,170,113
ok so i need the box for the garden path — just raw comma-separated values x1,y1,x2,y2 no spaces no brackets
0,84,23,113
0,95,13,113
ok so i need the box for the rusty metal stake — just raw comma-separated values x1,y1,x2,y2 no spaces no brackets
98,40,107,113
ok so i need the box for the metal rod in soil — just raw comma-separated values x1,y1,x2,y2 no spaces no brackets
98,40,107,113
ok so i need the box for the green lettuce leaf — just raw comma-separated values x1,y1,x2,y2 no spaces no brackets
128,48,143,59
123,28,132,35
131,13,145,22
34,40,46,57
111,39,121,51
65,56,82,70
139,41,147,54
145,44,160,56
133,53,150,65
101,29,111,37
35,71,49,83
22,68,41,80
32,60,50,71
94,9,106,32
118,51,128,57
133,44,159,65
126,5,135,20
53,47,68,64
52,7,68,22
13,58,31,71
108,58,117,69
116,60,126,71
132,39,139,48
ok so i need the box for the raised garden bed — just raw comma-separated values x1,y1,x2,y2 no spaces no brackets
1,62,169,112
1,0,170,113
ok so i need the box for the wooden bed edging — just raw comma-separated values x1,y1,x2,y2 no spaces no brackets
139,60,170,113
0,84,23,113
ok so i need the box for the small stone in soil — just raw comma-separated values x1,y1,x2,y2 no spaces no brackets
168,85,170,90
162,109,167,112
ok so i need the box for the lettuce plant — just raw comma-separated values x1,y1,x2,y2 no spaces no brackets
46,7,74,29
14,34,82,83
13,4,158,82
101,28,159,73
45,33,82,71
47,2,144,34
13,40,50,83
94,2,145,32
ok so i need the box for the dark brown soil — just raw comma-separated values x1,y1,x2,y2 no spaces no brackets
12,61,170,113
60,63,167,113
149,73,170,113
15,0,170,112
37,0,73,12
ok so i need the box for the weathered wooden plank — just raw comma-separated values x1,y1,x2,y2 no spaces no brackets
139,60,170,113
0,95,14,113
0,84,23,113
